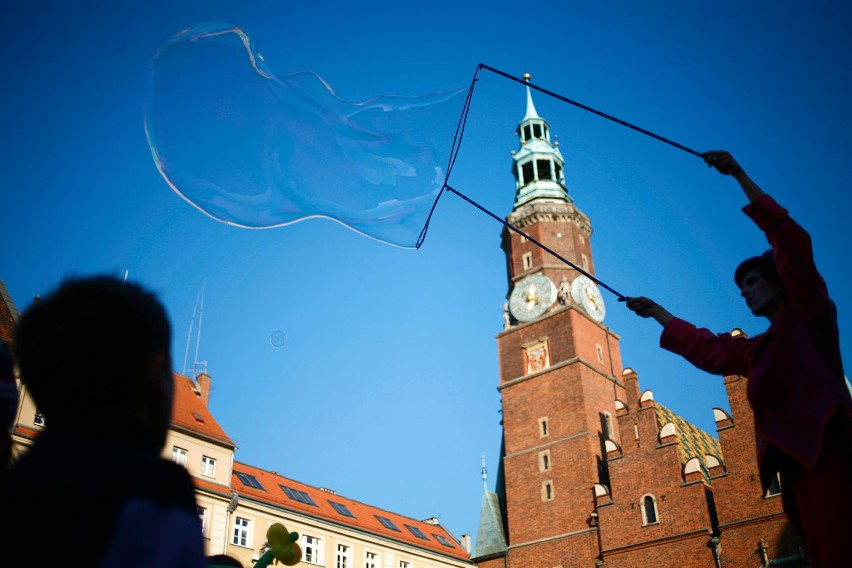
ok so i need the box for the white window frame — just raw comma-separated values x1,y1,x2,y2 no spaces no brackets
197,506,207,535
302,534,324,565
232,516,252,548
172,446,187,466
364,551,379,568
201,455,216,478
335,542,350,568
640,494,659,525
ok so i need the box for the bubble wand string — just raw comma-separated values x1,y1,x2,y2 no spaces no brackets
443,184,625,300
423,64,711,299
477,64,702,157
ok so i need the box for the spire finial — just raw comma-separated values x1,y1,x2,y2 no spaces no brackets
523,72,531,83
481,454,488,489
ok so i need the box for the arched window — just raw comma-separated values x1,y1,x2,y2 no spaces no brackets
641,494,658,525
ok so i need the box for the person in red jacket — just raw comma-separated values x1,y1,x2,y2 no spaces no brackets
622,150,852,568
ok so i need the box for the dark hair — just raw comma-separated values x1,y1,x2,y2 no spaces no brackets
12,275,171,422
734,250,783,290
207,554,244,567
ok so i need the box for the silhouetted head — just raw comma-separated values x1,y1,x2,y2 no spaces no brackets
13,275,174,449
734,250,786,320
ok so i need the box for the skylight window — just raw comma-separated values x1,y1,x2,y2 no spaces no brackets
235,472,265,490
433,534,455,548
329,501,355,518
375,516,400,531
404,525,428,540
280,485,317,506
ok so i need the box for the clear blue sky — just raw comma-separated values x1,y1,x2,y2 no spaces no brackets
4,1,851,543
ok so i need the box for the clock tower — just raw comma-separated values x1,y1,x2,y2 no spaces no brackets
480,78,627,567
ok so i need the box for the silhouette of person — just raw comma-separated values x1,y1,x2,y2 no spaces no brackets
622,151,852,567
0,339,18,471
0,275,206,567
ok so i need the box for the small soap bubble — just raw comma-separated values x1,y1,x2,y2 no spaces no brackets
269,331,288,348
144,22,466,248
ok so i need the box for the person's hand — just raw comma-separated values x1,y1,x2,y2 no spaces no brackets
619,296,674,326
702,150,743,177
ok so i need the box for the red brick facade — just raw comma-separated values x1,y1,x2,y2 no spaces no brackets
475,192,805,566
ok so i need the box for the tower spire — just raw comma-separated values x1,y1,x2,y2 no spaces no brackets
511,74,569,209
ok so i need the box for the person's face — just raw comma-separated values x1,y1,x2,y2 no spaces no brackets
739,269,784,319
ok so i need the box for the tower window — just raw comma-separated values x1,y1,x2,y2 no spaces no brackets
542,480,554,501
533,124,542,138
641,495,659,525
601,411,614,439
539,417,549,437
581,253,589,271
537,159,552,181
522,252,533,270
596,344,604,363
523,125,531,142
765,472,782,497
539,450,551,472
521,161,534,185
555,163,561,181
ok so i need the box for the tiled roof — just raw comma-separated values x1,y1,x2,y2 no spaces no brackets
230,461,471,562
171,373,234,447
654,403,722,473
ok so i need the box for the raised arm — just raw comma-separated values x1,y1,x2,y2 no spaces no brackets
702,150,764,203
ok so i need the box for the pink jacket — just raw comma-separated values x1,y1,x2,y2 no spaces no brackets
660,195,851,485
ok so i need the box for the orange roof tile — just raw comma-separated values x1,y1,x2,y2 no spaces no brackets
230,461,471,562
171,373,234,447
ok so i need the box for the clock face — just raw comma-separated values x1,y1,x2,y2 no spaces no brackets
509,274,558,322
571,275,606,322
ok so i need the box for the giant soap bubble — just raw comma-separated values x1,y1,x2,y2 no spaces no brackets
144,22,466,248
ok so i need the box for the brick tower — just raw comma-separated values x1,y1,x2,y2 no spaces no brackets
473,77,626,567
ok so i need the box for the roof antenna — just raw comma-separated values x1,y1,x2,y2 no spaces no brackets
182,283,207,377
192,281,207,377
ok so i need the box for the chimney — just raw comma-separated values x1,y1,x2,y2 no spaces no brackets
195,372,212,407
460,534,471,553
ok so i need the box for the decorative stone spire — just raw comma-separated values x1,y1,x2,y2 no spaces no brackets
511,73,570,209
472,454,508,560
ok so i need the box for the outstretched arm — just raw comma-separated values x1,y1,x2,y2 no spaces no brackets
620,296,674,327
702,150,764,203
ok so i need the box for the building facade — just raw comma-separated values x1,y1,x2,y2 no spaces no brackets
0,281,473,568
472,80,806,568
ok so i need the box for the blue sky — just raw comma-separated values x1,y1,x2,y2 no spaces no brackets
4,1,852,544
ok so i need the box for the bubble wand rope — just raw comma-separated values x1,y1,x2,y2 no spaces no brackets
444,184,625,300
477,64,702,157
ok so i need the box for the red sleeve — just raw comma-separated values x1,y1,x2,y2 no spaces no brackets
660,317,750,377
744,194,830,319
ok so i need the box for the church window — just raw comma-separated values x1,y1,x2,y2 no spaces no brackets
521,161,534,185
539,417,549,438
641,495,658,525
537,159,552,181
539,450,551,472
522,252,533,270
542,480,554,501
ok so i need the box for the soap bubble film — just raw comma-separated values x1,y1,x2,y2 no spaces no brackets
144,22,466,248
